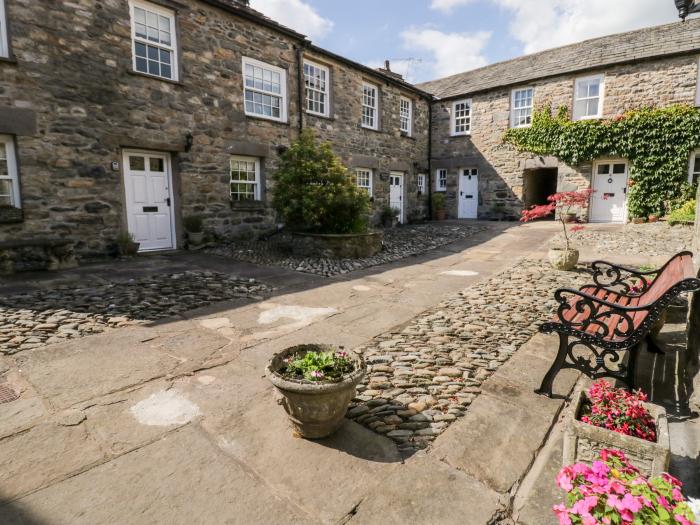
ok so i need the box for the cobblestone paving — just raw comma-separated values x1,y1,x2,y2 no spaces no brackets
348,258,592,451
207,223,488,277
551,223,694,257
0,272,271,354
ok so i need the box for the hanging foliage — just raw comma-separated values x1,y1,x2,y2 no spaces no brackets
502,104,700,218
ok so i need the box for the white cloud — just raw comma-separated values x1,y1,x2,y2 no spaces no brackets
400,28,491,80
430,0,474,13
249,0,334,40
492,0,677,54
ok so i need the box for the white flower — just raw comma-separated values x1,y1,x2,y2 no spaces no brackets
688,498,700,517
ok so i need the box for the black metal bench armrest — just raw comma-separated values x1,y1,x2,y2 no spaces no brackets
545,287,646,341
590,260,659,296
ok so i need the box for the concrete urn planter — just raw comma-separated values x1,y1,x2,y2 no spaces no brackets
266,345,366,439
563,389,670,478
548,247,579,271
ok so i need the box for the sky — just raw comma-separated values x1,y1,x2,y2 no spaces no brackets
248,0,681,84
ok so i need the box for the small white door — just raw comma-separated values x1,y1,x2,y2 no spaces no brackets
123,150,175,252
590,161,628,223
458,168,479,219
389,172,404,223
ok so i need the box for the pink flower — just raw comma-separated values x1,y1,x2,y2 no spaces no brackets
552,504,572,525
310,370,324,379
556,470,574,492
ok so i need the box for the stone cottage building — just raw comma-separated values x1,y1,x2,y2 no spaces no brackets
417,19,700,223
1,0,700,263
0,0,430,260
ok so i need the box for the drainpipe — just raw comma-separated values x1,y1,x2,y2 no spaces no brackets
427,102,433,220
295,44,306,135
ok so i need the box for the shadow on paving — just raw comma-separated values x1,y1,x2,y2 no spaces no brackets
0,500,48,525
0,222,524,354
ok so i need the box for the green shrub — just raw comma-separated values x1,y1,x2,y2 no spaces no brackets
183,215,204,233
272,130,370,234
432,192,445,210
668,199,696,226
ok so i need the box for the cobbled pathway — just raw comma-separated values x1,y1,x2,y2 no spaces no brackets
348,258,592,451
207,223,488,277
552,223,693,257
0,272,271,354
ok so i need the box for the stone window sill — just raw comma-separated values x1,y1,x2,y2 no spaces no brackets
306,111,334,121
361,125,383,134
0,55,18,65
245,114,291,127
231,201,267,211
127,69,185,87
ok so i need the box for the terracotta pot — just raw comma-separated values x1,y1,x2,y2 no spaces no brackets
632,217,646,224
120,241,140,256
266,344,366,439
647,215,659,223
563,388,670,478
548,247,579,271
434,209,447,221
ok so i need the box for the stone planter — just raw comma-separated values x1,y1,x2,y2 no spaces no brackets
291,231,383,259
548,247,579,271
563,388,670,478
266,344,366,439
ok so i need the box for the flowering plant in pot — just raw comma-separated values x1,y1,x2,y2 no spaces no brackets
520,189,593,270
564,381,670,478
553,449,698,525
266,344,365,439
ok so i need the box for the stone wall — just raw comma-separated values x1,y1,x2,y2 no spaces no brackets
0,0,430,258
430,55,699,220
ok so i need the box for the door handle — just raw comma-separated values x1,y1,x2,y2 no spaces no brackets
460,191,463,196
166,197,171,207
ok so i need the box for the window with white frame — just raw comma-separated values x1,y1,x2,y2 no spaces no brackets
362,82,379,130
0,136,20,208
304,60,330,117
573,75,604,120
451,99,471,135
0,0,8,58
129,0,178,81
511,87,533,128
243,57,287,122
436,168,447,191
417,174,426,194
400,97,412,135
230,156,261,201
355,168,373,196
689,149,700,185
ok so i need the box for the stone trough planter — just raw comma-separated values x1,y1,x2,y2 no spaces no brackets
563,388,670,477
291,231,383,259
266,344,366,439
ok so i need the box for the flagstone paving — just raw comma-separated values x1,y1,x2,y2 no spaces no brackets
0,272,271,354
207,222,488,277
349,257,591,450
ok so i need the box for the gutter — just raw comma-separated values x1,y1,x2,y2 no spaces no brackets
295,44,307,134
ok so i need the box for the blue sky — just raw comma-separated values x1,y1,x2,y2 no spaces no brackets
250,0,680,83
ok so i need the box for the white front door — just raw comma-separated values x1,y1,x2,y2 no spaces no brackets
389,172,404,223
123,150,175,252
590,161,628,223
458,168,479,219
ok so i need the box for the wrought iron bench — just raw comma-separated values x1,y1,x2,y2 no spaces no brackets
536,251,700,397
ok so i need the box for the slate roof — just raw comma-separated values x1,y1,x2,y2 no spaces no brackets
416,19,700,99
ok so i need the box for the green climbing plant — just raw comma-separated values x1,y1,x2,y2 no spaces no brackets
502,104,700,218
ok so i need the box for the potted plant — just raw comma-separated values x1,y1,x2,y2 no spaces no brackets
563,381,670,478
632,216,647,224
553,449,697,525
266,344,366,439
648,213,660,223
379,206,399,228
432,192,447,220
564,212,578,223
116,231,139,256
183,215,205,246
520,189,592,271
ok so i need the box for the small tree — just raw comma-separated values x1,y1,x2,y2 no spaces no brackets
272,130,371,234
520,190,593,251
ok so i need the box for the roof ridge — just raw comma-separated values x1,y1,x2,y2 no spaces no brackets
417,17,700,94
